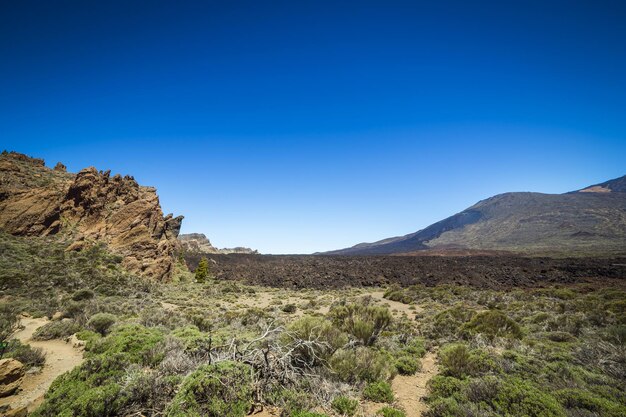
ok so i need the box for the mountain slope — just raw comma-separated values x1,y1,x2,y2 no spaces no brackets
324,175,626,256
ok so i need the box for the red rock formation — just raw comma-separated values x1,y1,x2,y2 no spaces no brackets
0,151,183,280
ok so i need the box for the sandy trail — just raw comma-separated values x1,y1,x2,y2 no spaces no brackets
392,351,438,417
0,317,85,412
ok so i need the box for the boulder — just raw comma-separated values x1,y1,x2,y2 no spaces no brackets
0,359,25,398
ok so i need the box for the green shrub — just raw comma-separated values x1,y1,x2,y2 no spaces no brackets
423,397,464,417
492,378,565,417
171,325,208,351
32,320,81,340
377,407,406,417
285,316,348,365
88,324,164,364
3,340,45,368
88,313,117,335
403,338,426,357
0,303,19,344
264,388,315,416
556,388,626,417
329,302,392,346
330,347,396,383
331,396,358,416
76,329,101,344
31,361,127,417
282,303,297,313
464,376,500,403
291,412,328,417
604,324,626,346
165,361,253,417
439,344,498,378
431,305,474,338
463,310,522,340
427,376,465,399
363,381,394,403
72,289,95,301
395,355,420,375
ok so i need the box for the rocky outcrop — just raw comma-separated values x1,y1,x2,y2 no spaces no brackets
0,151,183,279
179,233,258,255
0,359,24,398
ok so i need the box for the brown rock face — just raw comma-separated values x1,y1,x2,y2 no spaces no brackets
178,233,258,254
0,152,183,280
0,358,25,398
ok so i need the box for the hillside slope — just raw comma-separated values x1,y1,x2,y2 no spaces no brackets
324,175,626,256
0,151,183,279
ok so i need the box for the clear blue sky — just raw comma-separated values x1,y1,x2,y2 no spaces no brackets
1,1,625,254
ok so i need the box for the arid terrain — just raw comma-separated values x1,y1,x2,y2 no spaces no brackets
184,252,626,289
1,152,625,417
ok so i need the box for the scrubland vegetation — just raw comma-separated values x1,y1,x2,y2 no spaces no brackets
1,231,625,416
385,284,626,417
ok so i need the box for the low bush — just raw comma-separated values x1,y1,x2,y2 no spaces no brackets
363,381,394,403
463,310,522,340
31,357,128,417
165,361,253,417
424,397,466,417
284,316,348,365
290,412,328,417
282,304,297,313
0,303,20,343
265,387,315,417
465,376,500,403
87,313,117,335
377,407,406,417
395,355,420,375
430,305,474,339
3,340,46,368
492,378,565,417
88,324,164,364
329,301,392,346
556,388,626,417
32,320,82,340
72,289,95,301
403,338,427,357
439,344,498,378
171,325,208,351
427,375,465,399
76,329,101,344
330,347,396,383
331,396,358,416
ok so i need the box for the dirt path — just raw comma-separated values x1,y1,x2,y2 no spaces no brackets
391,351,438,417
0,317,85,412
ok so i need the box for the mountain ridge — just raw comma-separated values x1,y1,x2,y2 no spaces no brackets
323,175,626,256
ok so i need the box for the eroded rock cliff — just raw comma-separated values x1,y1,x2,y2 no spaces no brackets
178,233,257,254
0,151,183,279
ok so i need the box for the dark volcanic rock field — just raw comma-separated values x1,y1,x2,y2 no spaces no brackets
183,253,626,289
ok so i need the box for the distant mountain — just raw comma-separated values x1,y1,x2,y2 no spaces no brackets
323,175,626,256
178,233,258,255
